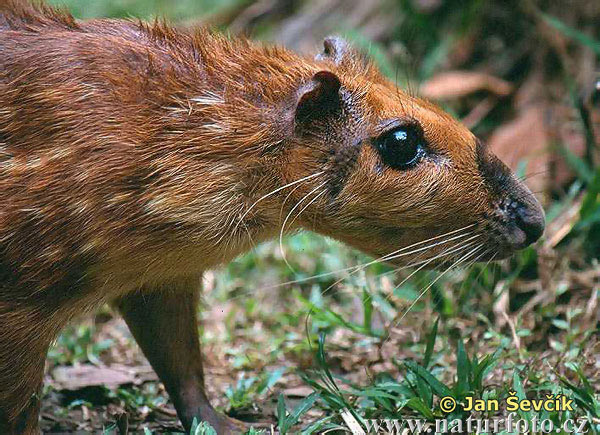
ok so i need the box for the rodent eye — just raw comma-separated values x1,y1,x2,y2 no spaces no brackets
375,126,424,169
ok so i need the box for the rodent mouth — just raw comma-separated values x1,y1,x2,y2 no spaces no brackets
484,191,545,249
476,218,544,262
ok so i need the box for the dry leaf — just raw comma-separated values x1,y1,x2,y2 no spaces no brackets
488,105,549,194
420,71,513,100
52,365,137,390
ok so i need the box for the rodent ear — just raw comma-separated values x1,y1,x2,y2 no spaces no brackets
295,70,341,122
316,35,366,68
315,36,350,64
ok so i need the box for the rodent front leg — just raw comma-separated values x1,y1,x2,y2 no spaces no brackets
114,278,243,434
0,301,60,435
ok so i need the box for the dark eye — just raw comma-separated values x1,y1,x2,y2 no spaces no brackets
375,125,425,169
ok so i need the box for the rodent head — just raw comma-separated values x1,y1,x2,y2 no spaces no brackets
275,36,544,267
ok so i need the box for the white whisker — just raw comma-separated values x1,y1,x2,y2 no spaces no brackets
289,189,327,229
383,238,482,301
280,224,478,288
371,224,477,265
226,224,479,301
279,182,327,272
384,243,485,343
326,236,482,306
382,231,478,264
223,226,483,306
229,171,325,243
319,231,480,298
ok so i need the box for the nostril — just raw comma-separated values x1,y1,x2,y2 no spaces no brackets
514,203,545,246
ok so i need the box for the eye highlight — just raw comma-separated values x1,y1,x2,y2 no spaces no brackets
375,124,425,170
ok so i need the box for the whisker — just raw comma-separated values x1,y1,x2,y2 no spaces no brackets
517,169,551,182
279,183,304,223
234,171,325,233
466,250,498,295
370,224,477,266
223,229,485,312
325,226,477,284
313,235,483,311
382,231,479,264
289,189,327,229
428,246,489,317
461,247,488,276
382,238,482,302
279,182,327,273
257,224,479,292
223,226,481,307
362,233,482,286
353,236,483,309
318,231,480,299
382,243,485,344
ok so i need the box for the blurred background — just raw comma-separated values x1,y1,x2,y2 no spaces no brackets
43,0,599,433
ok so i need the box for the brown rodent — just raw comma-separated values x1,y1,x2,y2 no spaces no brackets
0,1,545,433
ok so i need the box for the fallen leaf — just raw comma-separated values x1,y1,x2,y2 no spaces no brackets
52,365,137,390
420,71,513,100
488,105,549,194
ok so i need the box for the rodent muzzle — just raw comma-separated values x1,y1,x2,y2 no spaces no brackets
476,141,545,253
513,199,545,247
487,189,545,256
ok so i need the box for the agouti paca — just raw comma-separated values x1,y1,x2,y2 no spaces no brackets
0,1,544,433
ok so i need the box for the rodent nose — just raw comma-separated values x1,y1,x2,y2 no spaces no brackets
514,202,545,246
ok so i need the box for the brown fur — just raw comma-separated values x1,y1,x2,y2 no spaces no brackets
0,1,544,433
